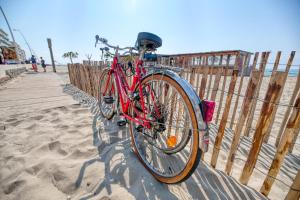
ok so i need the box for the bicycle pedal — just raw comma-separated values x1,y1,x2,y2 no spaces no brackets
117,119,127,126
104,96,114,104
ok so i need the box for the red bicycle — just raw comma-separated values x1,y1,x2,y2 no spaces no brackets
95,32,212,183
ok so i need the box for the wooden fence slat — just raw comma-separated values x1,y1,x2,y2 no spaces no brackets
225,70,261,175
264,51,296,142
189,67,196,87
260,92,300,196
67,64,72,84
239,71,286,185
289,126,300,153
195,71,201,94
199,57,209,99
206,56,215,99
210,55,223,101
272,51,282,73
210,68,222,101
275,67,300,147
230,54,250,129
285,169,300,200
244,52,270,137
210,55,240,168
215,55,231,124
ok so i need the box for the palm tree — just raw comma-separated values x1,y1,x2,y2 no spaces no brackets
62,51,78,64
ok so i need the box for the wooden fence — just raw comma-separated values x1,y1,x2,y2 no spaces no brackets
69,51,300,199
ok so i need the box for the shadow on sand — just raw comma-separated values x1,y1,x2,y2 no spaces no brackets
63,84,267,200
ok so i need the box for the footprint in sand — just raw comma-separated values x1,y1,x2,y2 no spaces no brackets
25,123,37,130
3,180,26,194
30,115,44,121
50,118,60,123
25,163,43,176
48,141,68,156
7,120,22,127
56,106,69,113
55,124,69,129
5,118,18,123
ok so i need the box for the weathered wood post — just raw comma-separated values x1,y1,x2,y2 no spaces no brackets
244,52,270,136
289,127,300,153
210,55,223,101
47,38,56,73
264,51,295,143
215,55,230,124
285,165,300,200
67,64,72,84
239,71,286,185
206,56,215,99
229,54,250,129
225,70,261,175
275,67,300,147
260,92,300,196
199,57,209,99
210,55,240,168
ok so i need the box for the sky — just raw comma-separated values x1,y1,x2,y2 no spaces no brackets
0,0,300,65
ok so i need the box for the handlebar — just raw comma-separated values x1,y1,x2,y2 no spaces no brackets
95,34,137,52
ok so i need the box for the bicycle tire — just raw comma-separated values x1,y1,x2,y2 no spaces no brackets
98,68,118,120
129,73,201,184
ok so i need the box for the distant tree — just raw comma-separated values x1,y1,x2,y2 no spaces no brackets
62,51,78,64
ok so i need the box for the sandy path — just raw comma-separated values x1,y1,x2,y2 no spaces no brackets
0,70,267,200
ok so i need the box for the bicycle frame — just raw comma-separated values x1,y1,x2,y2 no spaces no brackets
102,54,159,128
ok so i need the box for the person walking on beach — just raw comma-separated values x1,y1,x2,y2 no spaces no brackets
40,57,46,72
31,55,38,72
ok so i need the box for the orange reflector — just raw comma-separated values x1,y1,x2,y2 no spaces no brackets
167,136,177,148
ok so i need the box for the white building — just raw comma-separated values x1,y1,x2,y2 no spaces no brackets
0,28,26,63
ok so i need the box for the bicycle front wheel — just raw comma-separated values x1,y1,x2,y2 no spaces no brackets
129,73,201,183
98,68,118,120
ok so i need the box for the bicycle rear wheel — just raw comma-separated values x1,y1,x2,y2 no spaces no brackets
98,68,118,120
129,73,201,183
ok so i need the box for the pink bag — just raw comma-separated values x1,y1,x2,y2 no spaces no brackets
203,100,215,122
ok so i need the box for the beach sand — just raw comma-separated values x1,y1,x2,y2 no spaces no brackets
0,66,298,200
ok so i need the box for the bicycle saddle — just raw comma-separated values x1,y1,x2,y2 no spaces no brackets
135,32,162,50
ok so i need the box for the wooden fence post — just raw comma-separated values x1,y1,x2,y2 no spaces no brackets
275,67,300,147
260,92,300,196
189,67,196,87
75,64,82,90
210,67,222,101
210,55,223,101
239,71,286,185
230,54,250,129
206,56,215,99
264,51,295,143
215,55,231,124
244,52,270,137
289,127,300,153
285,170,300,200
195,68,201,95
67,64,72,84
210,56,240,168
225,70,261,175
199,56,209,99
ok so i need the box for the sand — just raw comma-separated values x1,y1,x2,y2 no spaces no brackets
0,65,297,200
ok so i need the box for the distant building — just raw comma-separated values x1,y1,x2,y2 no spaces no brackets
0,28,12,47
0,28,26,63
